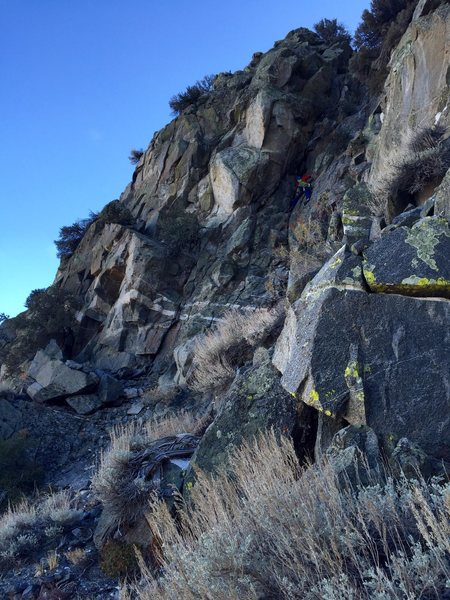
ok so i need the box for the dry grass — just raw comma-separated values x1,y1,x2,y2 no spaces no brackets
188,305,283,393
0,490,80,566
124,431,450,600
64,547,87,565
370,126,450,218
92,411,201,542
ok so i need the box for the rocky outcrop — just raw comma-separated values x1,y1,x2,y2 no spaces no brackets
363,217,450,297
188,351,317,479
276,233,450,463
39,27,361,383
368,3,450,215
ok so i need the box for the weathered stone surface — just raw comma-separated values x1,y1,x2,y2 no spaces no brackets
210,146,270,216
342,183,373,245
66,394,103,415
325,425,382,486
98,373,123,406
278,285,450,461
363,217,450,297
369,3,450,210
27,340,63,379
189,355,298,477
435,167,450,219
391,207,422,228
27,359,99,403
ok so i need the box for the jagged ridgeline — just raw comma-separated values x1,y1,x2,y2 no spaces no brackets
1,1,450,597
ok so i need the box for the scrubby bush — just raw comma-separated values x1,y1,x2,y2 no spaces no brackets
189,305,283,392
92,412,201,543
313,18,351,45
55,201,134,261
129,148,144,165
0,313,9,323
1,286,80,372
54,212,98,260
0,434,43,508
125,431,450,600
351,0,419,93
98,199,134,227
0,490,81,567
156,206,199,252
354,0,417,51
370,125,450,216
100,540,139,578
169,75,215,115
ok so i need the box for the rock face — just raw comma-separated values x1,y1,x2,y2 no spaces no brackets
276,241,450,462
188,352,317,479
368,3,450,215
1,0,450,518
363,217,450,297
44,28,360,381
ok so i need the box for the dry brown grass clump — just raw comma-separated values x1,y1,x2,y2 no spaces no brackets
92,411,201,540
124,431,450,600
370,125,450,218
188,305,283,393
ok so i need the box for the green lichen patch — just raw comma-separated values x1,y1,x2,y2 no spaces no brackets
405,219,450,271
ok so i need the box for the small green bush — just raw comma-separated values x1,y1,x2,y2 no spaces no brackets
313,18,351,45
54,212,97,260
100,540,139,579
128,148,144,165
169,74,215,115
1,286,80,372
351,0,418,93
98,200,134,227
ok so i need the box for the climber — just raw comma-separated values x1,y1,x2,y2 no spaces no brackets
290,174,313,208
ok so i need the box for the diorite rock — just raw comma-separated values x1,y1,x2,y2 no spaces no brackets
363,217,450,297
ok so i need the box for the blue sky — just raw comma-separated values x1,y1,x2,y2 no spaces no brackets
0,0,368,317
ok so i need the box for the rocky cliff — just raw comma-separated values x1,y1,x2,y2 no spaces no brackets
1,4,450,598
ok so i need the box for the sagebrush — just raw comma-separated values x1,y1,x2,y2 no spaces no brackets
0,490,81,567
124,431,450,600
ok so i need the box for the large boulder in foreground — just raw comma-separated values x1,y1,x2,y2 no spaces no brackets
276,252,450,462
363,217,450,298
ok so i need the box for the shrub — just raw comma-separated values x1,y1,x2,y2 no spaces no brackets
188,305,283,393
98,199,134,227
0,490,80,567
0,313,9,324
92,411,201,542
0,434,44,507
129,148,144,165
100,540,139,578
54,212,97,260
1,286,80,372
313,18,351,45
156,206,199,252
126,431,450,600
351,0,418,93
169,75,215,115
369,126,450,217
